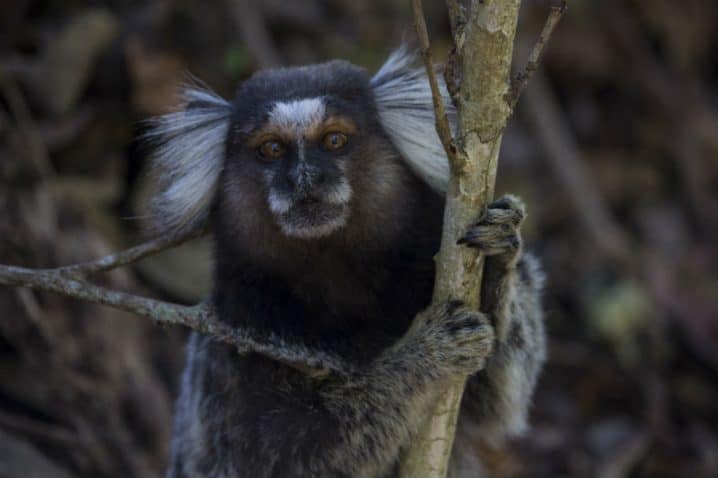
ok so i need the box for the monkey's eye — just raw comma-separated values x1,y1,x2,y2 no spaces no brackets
322,132,348,151
258,140,286,159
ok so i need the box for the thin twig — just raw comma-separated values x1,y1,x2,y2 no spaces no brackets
61,225,207,276
508,1,567,109
0,264,223,334
0,230,331,378
410,0,458,168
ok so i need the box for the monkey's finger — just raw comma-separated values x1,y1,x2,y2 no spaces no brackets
469,194,526,228
458,225,520,253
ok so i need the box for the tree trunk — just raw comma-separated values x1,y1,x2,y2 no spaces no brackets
398,1,522,476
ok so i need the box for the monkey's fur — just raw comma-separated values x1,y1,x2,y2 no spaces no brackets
148,50,546,478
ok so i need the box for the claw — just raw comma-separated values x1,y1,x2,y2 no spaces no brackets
490,196,515,209
458,195,525,256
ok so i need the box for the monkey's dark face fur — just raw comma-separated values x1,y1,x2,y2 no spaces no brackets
222,61,407,243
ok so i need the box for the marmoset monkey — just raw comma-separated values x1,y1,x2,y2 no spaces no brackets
147,49,546,478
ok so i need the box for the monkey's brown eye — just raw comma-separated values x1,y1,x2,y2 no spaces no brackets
258,140,286,159
322,132,348,151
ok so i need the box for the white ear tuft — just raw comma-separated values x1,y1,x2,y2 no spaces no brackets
144,84,231,235
370,47,455,192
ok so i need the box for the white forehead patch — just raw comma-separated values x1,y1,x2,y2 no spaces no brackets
268,97,325,135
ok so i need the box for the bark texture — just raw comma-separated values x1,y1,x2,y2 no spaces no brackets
398,1,522,476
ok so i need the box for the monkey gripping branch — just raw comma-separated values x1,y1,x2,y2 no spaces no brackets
0,0,564,476
400,1,565,476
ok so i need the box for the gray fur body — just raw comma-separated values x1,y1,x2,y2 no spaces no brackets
149,50,546,478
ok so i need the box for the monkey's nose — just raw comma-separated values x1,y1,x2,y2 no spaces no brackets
288,167,326,193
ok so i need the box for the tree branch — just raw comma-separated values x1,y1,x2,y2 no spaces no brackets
0,228,331,378
508,0,567,109
411,0,458,168
61,225,208,276
0,263,206,323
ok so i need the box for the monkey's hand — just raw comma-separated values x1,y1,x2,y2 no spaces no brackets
459,194,526,340
459,194,524,259
392,300,495,380
454,194,547,442
388,195,525,381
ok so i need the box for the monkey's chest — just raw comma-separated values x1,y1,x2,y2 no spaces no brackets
289,264,383,316
285,257,434,360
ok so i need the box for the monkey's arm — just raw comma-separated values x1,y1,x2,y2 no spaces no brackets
169,300,494,478
458,195,547,441
306,300,494,476
234,329,354,378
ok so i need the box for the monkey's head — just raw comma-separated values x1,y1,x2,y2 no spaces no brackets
224,61,388,240
146,49,453,244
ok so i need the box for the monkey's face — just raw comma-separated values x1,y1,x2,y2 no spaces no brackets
149,49,449,241
245,98,358,239
225,61,386,240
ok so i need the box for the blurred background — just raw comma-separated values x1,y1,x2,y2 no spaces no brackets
1,0,717,476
